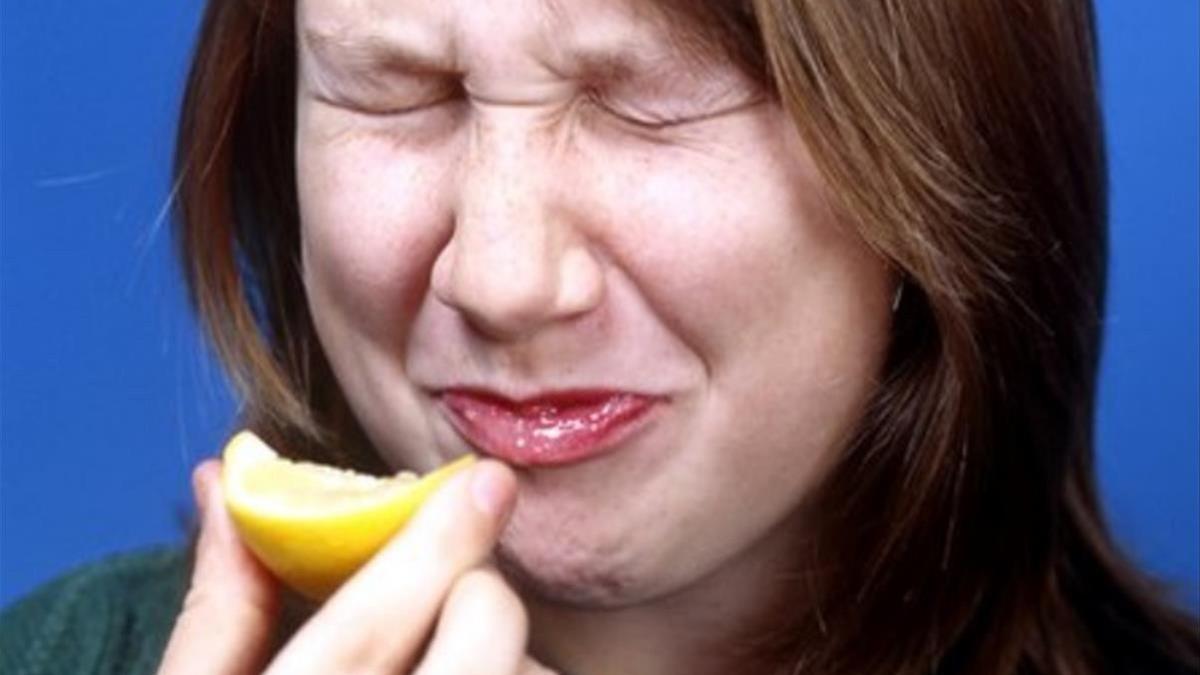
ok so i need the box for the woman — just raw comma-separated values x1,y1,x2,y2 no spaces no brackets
3,0,1198,673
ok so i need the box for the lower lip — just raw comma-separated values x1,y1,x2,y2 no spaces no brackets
439,391,659,467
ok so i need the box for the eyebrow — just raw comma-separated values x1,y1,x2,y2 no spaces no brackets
300,26,690,87
302,28,457,75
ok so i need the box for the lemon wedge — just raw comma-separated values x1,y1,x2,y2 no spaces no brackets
222,431,475,600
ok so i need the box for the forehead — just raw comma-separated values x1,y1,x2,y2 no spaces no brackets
299,0,665,34
297,0,703,74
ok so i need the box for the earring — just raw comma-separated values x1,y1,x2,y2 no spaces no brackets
891,280,905,312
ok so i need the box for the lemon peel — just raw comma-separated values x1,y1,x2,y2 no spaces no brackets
221,430,475,600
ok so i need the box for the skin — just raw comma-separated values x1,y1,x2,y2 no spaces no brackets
162,0,895,673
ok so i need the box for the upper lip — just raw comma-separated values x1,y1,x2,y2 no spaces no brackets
436,386,664,408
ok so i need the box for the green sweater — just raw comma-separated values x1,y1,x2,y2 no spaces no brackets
0,548,190,675
4,548,1196,674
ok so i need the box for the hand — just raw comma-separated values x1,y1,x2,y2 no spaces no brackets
159,456,556,674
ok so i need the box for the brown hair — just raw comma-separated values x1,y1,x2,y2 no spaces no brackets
174,0,1199,672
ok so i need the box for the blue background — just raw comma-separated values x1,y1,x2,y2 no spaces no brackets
2,1,1197,609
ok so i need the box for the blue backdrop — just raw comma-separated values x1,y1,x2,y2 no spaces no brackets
2,1,1197,609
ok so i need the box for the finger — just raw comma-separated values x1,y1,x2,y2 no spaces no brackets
266,459,518,674
158,460,280,675
412,567,528,675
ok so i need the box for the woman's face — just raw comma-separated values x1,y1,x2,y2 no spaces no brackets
296,0,893,606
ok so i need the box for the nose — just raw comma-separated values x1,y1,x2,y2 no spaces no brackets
431,111,604,340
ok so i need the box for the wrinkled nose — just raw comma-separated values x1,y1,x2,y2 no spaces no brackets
431,113,604,341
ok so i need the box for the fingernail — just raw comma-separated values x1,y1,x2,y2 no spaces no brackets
469,462,516,519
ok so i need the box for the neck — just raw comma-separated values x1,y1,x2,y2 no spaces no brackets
520,516,806,675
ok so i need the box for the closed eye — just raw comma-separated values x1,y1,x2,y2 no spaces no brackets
310,87,463,118
585,89,766,131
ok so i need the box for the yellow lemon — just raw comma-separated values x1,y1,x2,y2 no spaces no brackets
221,430,475,600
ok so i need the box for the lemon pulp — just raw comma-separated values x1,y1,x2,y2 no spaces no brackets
222,431,475,600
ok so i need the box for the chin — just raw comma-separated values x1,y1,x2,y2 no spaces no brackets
492,506,667,609
494,543,645,609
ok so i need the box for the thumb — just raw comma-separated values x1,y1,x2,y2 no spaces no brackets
158,460,280,675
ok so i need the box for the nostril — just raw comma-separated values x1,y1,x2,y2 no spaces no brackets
431,243,560,340
429,243,604,342
455,281,560,342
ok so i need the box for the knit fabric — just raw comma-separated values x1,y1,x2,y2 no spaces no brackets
1,547,190,675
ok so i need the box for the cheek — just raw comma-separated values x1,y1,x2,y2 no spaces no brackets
296,131,455,344
609,117,892,510
579,112,889,366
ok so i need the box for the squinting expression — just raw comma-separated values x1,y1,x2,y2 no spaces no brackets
296,0,894,606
